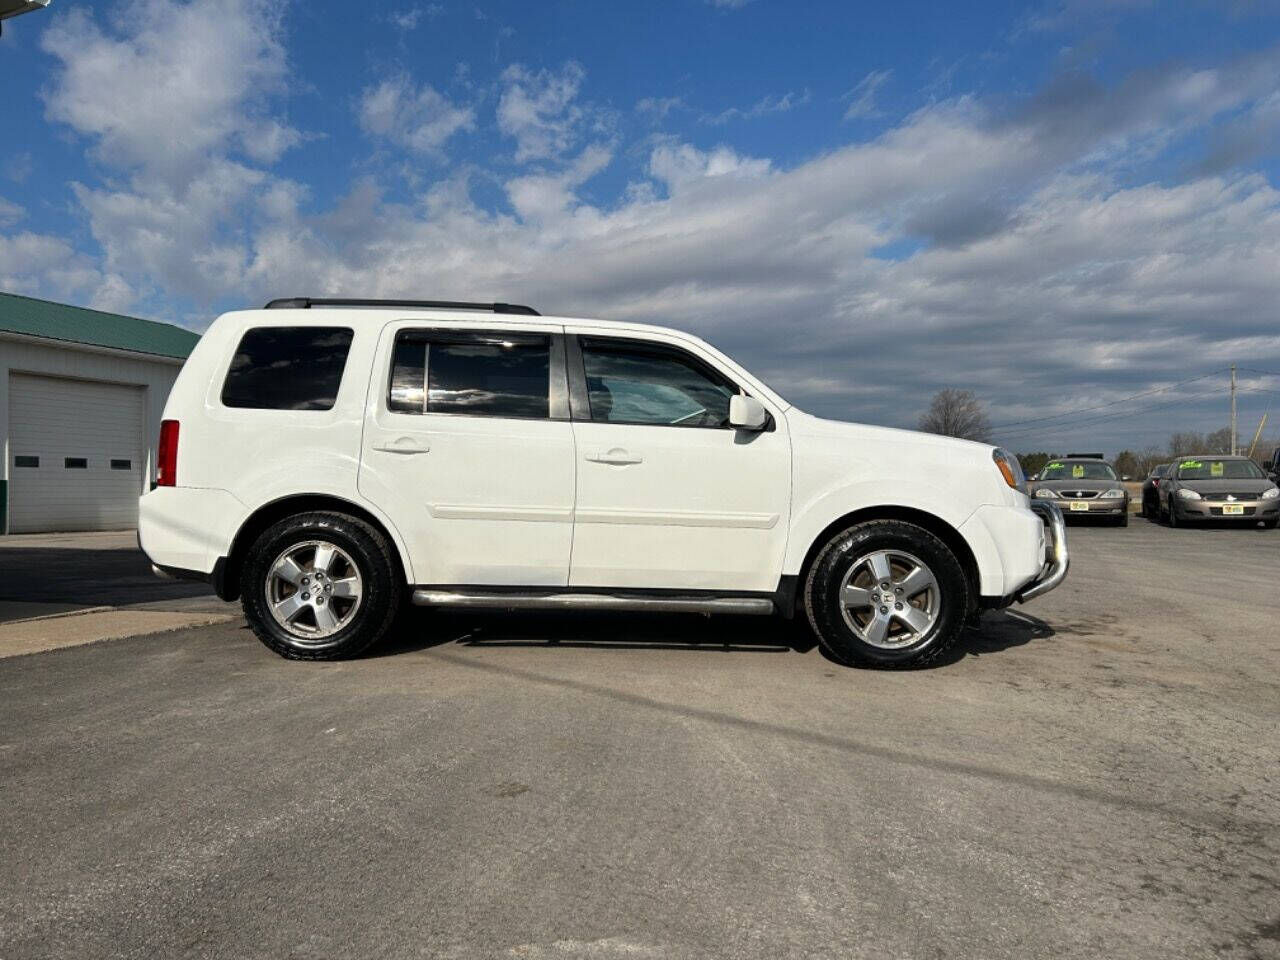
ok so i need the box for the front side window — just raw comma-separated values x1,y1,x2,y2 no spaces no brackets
580,340,737,427
222,327,354,411
389,332,550,419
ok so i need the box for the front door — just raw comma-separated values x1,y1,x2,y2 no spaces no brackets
566,334,792,592
358,322,576,586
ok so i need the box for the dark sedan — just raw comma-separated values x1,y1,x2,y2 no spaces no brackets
1140,464,1169,518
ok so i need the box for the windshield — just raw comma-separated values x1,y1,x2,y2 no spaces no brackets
1176,459,1265,480
1040,461,1117,481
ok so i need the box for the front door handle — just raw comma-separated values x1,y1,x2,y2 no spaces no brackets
585,448,643,465
373,437,430,454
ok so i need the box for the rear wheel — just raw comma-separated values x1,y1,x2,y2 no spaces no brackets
803,520,970,669
240,511,402,660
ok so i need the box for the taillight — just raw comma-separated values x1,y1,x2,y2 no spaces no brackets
1152,479,1160,487
157,420,179,487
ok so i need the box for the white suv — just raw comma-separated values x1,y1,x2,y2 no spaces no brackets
139,298,1067,667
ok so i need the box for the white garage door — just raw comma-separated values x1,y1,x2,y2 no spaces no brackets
8,373,146,533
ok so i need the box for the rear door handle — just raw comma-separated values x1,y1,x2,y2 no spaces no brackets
373,438,430,454
585,448,642,465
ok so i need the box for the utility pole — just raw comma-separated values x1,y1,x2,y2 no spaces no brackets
1230,363,1238,456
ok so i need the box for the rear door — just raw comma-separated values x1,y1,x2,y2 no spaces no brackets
565,332,792,592
357,321,576,587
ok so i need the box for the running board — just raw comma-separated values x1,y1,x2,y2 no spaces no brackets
411,590,775,616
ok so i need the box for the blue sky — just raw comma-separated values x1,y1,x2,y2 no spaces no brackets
3,0,1280,454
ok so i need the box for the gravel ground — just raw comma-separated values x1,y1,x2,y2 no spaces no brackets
1,516,1277,959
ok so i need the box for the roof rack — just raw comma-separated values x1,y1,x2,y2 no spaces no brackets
264,297,540,316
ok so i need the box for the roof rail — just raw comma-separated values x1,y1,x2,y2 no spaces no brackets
264,297,540,316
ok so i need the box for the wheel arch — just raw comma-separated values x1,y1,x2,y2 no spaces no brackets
789,505,980,617
218,494,410,601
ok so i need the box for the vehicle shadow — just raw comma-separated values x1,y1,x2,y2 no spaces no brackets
0,547,211,607
373,605,1054,668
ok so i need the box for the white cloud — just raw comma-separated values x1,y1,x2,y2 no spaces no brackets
844,69,892,120
41,0,298,190
388,4,443,30
0,197,24,228
358,76,475,156
636,96,685,122
705,90,811,125
497,62,592,162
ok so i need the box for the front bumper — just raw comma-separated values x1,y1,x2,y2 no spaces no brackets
1041,496,1128,515
1016,501,1069,603
1172,498,1280,520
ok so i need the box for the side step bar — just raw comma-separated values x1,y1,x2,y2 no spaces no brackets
411,590,775,616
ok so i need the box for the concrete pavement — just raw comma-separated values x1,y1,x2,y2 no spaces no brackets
0,519,1278,959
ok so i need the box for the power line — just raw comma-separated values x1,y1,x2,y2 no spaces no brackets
991,384,1280,444
988,368,1229,429
992,389,1228,443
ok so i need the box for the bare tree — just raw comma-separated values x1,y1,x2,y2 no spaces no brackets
1169,427,1232,457
918,389,992,443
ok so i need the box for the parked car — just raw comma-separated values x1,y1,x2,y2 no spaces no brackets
139,297,1068,668
1265,447,1280,483
1159,455,1280,528
1140,464,1170,518
1028,456,1130,525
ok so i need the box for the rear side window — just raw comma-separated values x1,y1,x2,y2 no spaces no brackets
222,327,354,411
389,332,550,419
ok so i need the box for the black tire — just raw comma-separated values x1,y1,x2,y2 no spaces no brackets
240,511,402,661
1167,501,1179,528
1140,495,1153,519
803,520,971,669
1115,510,1129,527
1262,518,1278,530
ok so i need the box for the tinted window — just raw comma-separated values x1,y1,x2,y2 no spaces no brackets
580,340,736,427
222,327,354,411
389,332,550,418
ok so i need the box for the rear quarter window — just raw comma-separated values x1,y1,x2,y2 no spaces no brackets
221,327,355,411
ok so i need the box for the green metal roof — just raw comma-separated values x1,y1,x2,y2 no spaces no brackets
0,290,200,360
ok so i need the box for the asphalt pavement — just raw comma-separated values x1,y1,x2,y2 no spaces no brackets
1,517,1278,959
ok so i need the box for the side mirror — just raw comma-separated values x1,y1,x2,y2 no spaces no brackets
1028,474,1039,482
729,394,768,431
1121,475,1131,482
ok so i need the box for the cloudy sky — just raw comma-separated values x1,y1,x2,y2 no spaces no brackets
3,0,1280,454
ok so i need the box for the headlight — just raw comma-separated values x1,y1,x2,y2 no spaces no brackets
1177,488,1202,500
1262,487,1279,500
1100,489,1125,499
1034,488,1058,499
992,449,1027,493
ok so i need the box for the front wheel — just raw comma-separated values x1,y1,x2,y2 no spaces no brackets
803,520,971,669
240,511,402,660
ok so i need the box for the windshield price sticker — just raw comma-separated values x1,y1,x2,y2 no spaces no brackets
1211,461,1224,477
1072,464,1085,478
1183,460,1203,469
